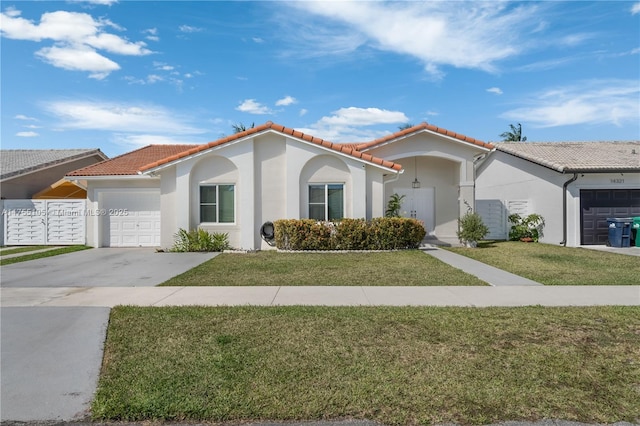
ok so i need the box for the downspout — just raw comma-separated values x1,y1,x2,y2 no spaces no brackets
560,173,579,246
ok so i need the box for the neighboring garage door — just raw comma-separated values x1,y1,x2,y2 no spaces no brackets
580,189,640,245
101,191,161,247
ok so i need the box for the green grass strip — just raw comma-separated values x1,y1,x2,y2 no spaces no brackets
94,306,640,424
161,250,487,286
0,245,49,256
448,241,640,285
0,245,91,266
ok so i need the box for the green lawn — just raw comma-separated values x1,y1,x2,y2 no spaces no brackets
448,241,640,285
93,306,640,424
0,245,90,266
160,250,487,286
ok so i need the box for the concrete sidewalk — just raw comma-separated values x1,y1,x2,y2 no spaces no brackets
2,285,639,307
421,246,543,286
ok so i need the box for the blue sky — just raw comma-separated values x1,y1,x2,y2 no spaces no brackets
1,1,639,158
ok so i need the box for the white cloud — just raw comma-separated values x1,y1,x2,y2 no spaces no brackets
43,100,207,135
0,8,151,78
281,2,544,76
252,37,264,43
16,131,39,137
500,79,640,128
143,28,159,42
275,96,297,106
113,134,199,148
487,87,503,95
299,108,308,117
317,107,407,126
36,45,119,79
236,99,272,115
15,114,37,121
297,107,408,142
179,25,203,33
631,3,640,15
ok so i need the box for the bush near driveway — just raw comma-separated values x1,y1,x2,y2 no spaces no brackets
160,250,487,286
93,305,640,424
448,241,640,285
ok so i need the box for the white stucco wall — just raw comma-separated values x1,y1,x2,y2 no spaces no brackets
365,132,489,241
149,131,393,250
476,151,640,247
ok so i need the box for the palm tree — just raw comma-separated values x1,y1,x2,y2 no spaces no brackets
232,122,255,133
398,123,414,131
500,123,527,142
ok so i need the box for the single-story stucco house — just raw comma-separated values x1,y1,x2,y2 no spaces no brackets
66,122,494,250
475,141,640,247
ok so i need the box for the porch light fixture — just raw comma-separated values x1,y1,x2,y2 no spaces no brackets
412,157,421,188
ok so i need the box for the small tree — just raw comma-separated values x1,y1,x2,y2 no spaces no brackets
500,123,527,142
232,122,255,133
457,211,489,248
385,193,405,217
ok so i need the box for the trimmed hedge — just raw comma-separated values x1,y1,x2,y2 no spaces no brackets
274,218,426,251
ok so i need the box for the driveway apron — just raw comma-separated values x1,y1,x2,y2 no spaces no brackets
0,248,218,422
1,306,110,421
0,248,219,287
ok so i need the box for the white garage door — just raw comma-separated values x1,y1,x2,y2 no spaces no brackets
101,191,161,247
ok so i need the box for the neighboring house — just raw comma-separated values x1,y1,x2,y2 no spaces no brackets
0,149,108,199
1,149,108,245
67,122,493,249
476,141,640,247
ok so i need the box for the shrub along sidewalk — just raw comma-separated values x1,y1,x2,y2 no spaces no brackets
447,241,640,285
93,305,640,424
160,250,487,286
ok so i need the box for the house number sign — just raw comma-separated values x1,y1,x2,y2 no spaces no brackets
610,178,624,183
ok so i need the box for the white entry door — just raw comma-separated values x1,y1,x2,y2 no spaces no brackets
396,187,435,235
101,191,161,247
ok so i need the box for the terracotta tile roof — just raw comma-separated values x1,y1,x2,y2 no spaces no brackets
140,121,402,172
355,122,494,151
1,149,107,180
66,144,199,176
495,141,640,172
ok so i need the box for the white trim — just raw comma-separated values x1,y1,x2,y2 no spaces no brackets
359,128,492,154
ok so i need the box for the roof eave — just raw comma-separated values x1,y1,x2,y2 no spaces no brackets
140,128,403,175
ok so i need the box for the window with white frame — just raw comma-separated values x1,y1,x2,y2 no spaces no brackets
200,184,235,223
308,184,344,221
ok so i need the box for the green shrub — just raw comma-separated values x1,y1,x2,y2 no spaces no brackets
274,218,426,251
457,211,489,247
171,228,230,252
508,213,545,242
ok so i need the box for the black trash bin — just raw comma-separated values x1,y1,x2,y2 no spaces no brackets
607,218,632,247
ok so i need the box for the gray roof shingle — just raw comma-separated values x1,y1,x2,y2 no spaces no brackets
1,149,107,180
495,141,640,172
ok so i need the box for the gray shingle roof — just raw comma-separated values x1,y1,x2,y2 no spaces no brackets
0,149,107,180
495,141,640,172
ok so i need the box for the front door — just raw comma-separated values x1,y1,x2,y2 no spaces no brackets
396,187,435,235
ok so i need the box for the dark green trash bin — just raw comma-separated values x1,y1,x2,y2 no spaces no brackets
607,218,632,247
632,217,640,247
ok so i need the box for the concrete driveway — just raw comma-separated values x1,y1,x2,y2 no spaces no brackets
0,248,219,422
0,248,219,287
